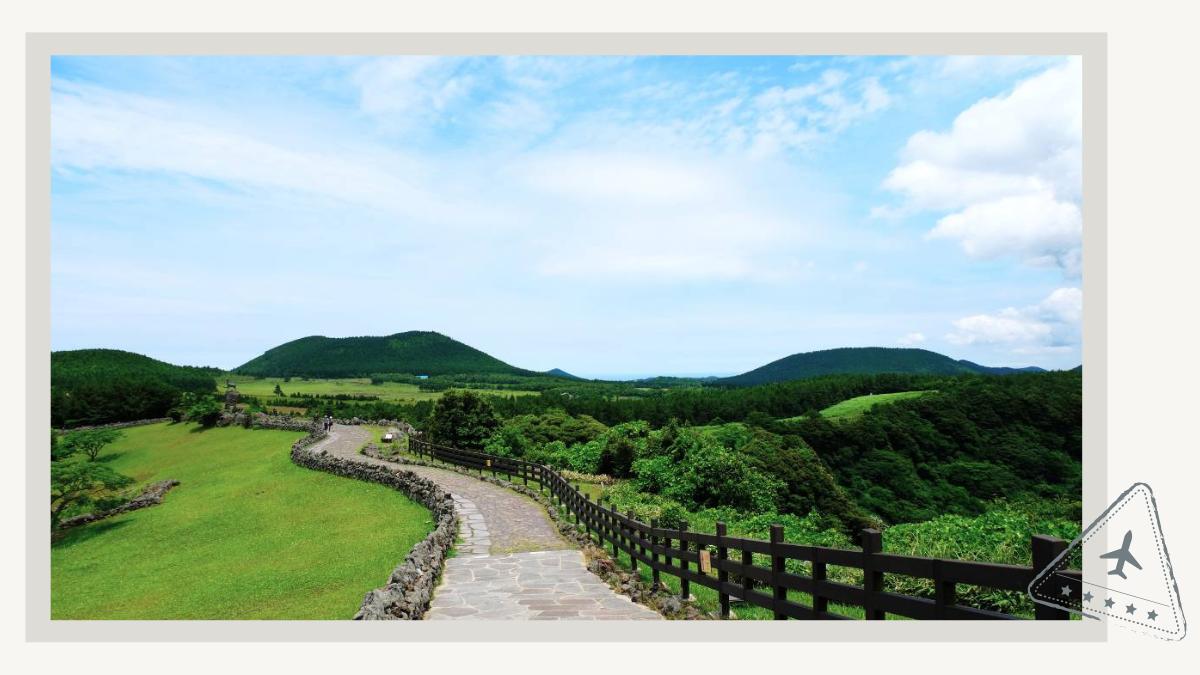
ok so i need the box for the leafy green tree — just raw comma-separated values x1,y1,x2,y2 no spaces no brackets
187,398,223,427
273,383,284,396
61,428,123,462
428,390,499,450
50,461,133,527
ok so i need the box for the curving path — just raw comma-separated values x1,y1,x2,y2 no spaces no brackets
312,425,660,620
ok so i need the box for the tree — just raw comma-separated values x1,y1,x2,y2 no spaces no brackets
187,398,223,427
273,383,284,396
61,428,123,462
428,390,499,450
51,461,133,527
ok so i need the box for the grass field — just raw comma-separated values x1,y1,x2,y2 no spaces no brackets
801,390,932,421
227,375,539,403
51,422,432,619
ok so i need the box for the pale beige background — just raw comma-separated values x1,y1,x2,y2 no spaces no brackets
6,0,1198,670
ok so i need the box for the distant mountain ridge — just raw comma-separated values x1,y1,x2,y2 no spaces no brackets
720,347,1045,386
234,331,530,378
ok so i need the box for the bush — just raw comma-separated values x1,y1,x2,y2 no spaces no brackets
428,390,500,450
187,399,223,428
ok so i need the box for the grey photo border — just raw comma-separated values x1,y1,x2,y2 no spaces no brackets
25,32,1107,643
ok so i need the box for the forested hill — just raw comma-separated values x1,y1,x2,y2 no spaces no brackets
51,349,218,427
545,368,584,380
234,331,530,378
721,347,1044,386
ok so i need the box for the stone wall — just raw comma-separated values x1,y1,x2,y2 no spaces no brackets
288,432,457,620
57,417,171,433
59,479,181,529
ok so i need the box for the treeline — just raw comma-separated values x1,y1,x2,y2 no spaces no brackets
487,372,953,426
51,349,217,427
270,372,950,429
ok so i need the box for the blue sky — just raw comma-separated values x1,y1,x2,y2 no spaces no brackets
50,55,1082,378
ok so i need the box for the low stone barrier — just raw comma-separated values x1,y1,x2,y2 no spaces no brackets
56,417,171,433
58,479,181,529
288,432,457,620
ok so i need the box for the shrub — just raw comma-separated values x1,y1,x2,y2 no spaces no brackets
187,399,223,427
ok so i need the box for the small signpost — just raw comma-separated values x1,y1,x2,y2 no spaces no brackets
698,549,712,574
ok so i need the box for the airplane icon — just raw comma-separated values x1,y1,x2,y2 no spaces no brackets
1100,529,1142,580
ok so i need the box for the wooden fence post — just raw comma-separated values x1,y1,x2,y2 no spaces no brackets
934,560,956,619
861,528,885,620
610,504,619,558
582,491,591,541
574,485,582,526
650,518,661,589
1032,535,1070,620
811,551,827,619
770,524,786,620
741,547,753,604
679,520,690,601
717,521,730,619
627,510,638,574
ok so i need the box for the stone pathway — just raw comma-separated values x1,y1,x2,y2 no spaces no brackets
312,425,660,620
426,550,660,620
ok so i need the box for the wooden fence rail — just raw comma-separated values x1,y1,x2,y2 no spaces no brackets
409,438,1079,620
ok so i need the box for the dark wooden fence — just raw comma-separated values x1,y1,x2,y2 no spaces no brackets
409,438,1079,620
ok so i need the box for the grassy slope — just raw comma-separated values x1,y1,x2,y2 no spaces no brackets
816,390,932,420
51,422,432,619
229,375,539,403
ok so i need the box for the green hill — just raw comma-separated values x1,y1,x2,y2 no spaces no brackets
721,347,1043,386
51,349,219,427
234,331,529,379
545,368,584,380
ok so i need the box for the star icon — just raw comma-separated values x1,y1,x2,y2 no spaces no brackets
1060,584,1072,597
1083,591,1094,603
1147,610,1158,621
1126,603,1137,615
1104,597,1115,608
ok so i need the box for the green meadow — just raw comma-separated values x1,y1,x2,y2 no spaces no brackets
814,390,932,421
51,422,432,619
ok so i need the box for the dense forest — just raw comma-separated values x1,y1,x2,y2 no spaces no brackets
234,331,531,378
465,370,1081,531
51,349,218,427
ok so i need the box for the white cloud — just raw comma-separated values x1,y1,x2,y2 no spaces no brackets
748,71,891,157
352,56,474,123
898,332,926,346
882,58,1081,276
927,191,1081,272
947,287,1081,349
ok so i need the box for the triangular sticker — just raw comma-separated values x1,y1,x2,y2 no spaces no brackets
1030,483,1186,640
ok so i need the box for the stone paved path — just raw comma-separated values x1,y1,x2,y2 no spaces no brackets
312,425,660,620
